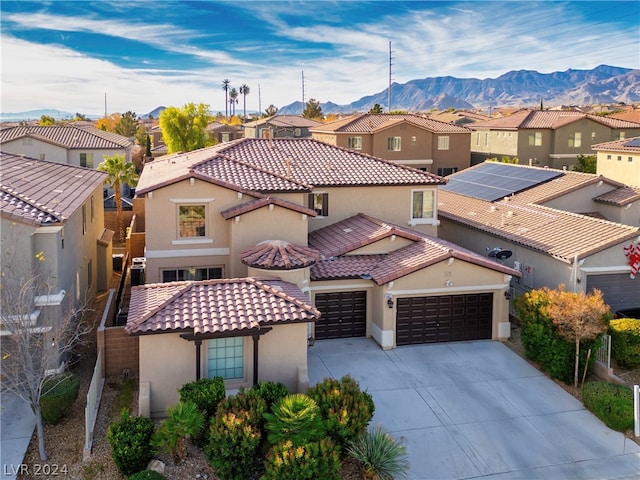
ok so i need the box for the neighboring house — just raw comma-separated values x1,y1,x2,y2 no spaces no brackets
205,121,243,143
1,152,113,368
310,113,472,175
129,138,519,415
593,136,640,187
468,110,640,169
243,115,323,139
428,110,490,126
0,124,134,168
437,161,640,313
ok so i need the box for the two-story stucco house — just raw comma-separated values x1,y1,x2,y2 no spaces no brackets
593,136,640,187
243,115,323,139
468,110,640,170
310,113,472,175
127,138,519,416
1,152,112,370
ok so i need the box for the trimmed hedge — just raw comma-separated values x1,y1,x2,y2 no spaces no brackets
41,374,80,425
581,381,634,432
609,319,640,369
107,409,155,477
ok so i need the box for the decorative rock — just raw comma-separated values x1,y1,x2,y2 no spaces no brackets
147,459,166,474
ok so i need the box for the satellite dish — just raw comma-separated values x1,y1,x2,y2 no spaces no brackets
496,250,512,260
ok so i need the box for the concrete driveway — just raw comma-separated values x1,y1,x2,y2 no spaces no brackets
308,338,640,480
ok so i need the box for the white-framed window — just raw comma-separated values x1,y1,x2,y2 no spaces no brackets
411,190,435,222
568,132,581,148
308,192,328,217
628,156,633,162
80,152,94,168
348,136,362,150
617,156,622,161
437,136,450,150
619,132,626,140
179,205,206,237
221,133,230,142
528,132,542,146
437,167,458,176
208,337,244,380
161,266,224,283
411,136,417,145
387,136,401,151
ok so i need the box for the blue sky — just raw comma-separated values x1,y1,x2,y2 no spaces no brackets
1,1,638,116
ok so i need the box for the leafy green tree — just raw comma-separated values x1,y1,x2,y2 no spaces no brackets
97,154,139,243
159,103,213,153
115,111,139,137
145,135,152,157
222,79,231,118
74,112,90,121
239,84,250,119
302,98,322,119
39,115,56,126
572,154,596,174
368,104,383,114
265,104,278,117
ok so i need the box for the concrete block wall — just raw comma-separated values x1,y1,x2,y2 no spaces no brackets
103,327,139,377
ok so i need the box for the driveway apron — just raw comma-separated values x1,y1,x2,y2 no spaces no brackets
308,338,640,480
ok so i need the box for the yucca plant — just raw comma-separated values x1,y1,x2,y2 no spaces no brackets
347,425,409,480
263,393,325,446
152,401,204,464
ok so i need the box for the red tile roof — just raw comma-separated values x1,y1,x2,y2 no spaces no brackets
244,115,324,128
126,277,320,335
592,136,640,153
1,152,107,226
311,113,471,134
309,214,520,284
241,240,320,270
221,196,317,220
136,138,444,195
594,186,640,206
470,110,640,130
0,125,133,149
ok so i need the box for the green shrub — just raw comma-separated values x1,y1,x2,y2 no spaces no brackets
40,373,80,425
127,470,167,480
151,401,204,464
216,389,267,432
263,438,341,480
347,425,409,480
263,393,325,446
307,375,375,449
514,289,600,384
609,319,640,369
179,377,226,420
250,380,289,409
107,409,155,477
206,410,261,480
582,381,634,432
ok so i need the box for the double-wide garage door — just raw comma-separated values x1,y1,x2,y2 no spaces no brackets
314,291,367,340
396,293,493,345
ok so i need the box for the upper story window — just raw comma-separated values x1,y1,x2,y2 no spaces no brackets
568,132,581,148
80,152,94,168
607,154,612,160
437,167,458,176
528,132,542,147
348,136,362,150
617,156,622,161
618,132,626,140
221,133,230,142
387,136,401,151
411,190,435,222
179,205,206,237
591,132,596,142
308,193,328,217
629,156,634,162
162,266,223,283
437,136,450,150
484,133,489,147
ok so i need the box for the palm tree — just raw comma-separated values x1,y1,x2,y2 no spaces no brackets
222,79,230,118
229,88,239,117
97,154,139,243
239,84,250,119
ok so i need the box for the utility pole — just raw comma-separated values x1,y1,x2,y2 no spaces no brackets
258,83,262,117
301,70,306,114
388,41,393,113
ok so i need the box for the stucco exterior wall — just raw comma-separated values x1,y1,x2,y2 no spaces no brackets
596,150,640,187
538,181,618,213
1,139,69,163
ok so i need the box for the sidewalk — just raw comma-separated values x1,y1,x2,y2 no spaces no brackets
1,391,36,480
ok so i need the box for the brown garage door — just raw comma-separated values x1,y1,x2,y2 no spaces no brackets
396,293,493,345
314,291,367,340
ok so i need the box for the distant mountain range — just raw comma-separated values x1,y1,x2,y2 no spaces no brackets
279,65,639,114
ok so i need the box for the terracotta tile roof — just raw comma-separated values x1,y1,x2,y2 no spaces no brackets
0,152,107,226
241,240,320,270
221,196,317,220
308,213,423,258
592,136,640,153
136,138,444,195
594,186,640,206
126,277,320,335
437,189,640,262
0,125,133,149
470,110,640,130
310,113,470,134
244,115,323,128
309,214,520,284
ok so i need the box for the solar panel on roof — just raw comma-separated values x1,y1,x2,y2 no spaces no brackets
441,162,564,201
624,138,640,147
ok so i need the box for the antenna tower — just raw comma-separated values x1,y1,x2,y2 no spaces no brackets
258,83,262,116
388,41,394,113
301,70,306,114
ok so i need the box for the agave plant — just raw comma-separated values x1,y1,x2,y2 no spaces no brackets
263,393,325,446
347,425,409,480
